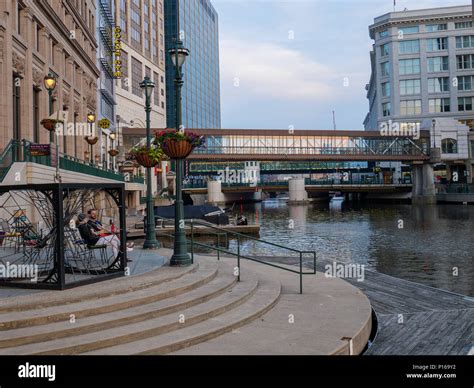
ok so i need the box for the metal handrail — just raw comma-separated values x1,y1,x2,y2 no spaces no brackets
186,218,316,294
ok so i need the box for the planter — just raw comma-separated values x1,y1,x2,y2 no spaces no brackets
108,149,119,157
85,136,99,145
162,139,194,159
135,152,159,168
40,119,62,132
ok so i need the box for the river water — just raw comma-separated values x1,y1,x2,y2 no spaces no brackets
229,199,474,297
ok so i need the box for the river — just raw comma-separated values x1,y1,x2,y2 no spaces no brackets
228,199,474,297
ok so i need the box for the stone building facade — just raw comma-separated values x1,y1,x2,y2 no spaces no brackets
0,0,100,160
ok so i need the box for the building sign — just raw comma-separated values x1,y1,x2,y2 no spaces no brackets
28,144,50,157
98,118,111,129
113,27,122,79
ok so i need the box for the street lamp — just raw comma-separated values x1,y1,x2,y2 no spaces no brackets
169,39,191,266
86,113,96,163
44,73,56,143
140,76,159,250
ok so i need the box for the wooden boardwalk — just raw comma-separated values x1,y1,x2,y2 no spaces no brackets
245,255,473,355
340,268,473,355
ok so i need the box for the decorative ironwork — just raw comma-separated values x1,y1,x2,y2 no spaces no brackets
0,184,126,290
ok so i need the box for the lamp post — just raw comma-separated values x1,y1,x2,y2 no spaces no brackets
139,76,159,250
44,73,56,143
169,39,191,266
87,113,95,163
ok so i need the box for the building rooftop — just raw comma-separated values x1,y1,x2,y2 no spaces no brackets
370,4,472,37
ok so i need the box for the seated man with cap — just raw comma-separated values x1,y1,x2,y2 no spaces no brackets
77,213,133,258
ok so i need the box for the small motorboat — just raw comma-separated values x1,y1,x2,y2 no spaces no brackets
329,191,345,205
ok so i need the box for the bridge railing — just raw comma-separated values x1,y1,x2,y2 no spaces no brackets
194,146,428,157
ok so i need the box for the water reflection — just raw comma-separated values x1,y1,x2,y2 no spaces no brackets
234,200,474,297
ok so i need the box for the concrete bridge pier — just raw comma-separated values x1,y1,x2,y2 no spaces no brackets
207,180,226,206
412,163,436,205
288,178,309,204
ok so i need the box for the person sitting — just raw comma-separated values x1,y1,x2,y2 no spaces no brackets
87,209,107,235
77,214,134,260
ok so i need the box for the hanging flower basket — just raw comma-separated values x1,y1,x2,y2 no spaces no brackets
108,149,119,157
127,146,163,168
85,136,99,145
155,129,205,160
162,139,194,159
40,119,63,132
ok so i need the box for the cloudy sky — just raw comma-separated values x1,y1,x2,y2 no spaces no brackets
211,0,471,129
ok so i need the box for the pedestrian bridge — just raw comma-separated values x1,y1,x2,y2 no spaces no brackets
186,129,431,162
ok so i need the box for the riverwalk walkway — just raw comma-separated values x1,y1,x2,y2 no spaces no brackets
308,258,473,355
0,248,371,355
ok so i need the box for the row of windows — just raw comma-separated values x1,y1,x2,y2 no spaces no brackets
381,97,473,116
379,21,473,38
381,56,474,76
381,77,474,97
381,35,474,56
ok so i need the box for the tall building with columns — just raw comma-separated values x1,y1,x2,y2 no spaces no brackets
0,0,100,160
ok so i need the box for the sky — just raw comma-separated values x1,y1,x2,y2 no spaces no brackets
211,0,471,130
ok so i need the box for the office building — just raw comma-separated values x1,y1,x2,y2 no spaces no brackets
164,0,221,129
364,5,474,183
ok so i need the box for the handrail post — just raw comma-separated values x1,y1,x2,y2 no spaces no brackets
217,233,220,261
190,219,194,264
237,235,241,282
299,252,303,294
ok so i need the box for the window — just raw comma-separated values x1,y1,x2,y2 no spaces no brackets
16,3,22,34
382,102,391,117
382,82,391,97
399,58,420,75
426,24,447,32
471,140,474,158
13,75,20,143
35,23,41,52
131,57,142,97
458,97,473,111
380,43,390,57
428,77,449,93
455,21,473,29
400,79,421,95
381,62,390,77
153,72,160,106
457,55,474,70
400,100,422,115
442,138,458,154
427,38,448,52
458,76,473,91
455,35,474,49
51,39,57,66
429,98,450,113
398,26,419,35
379,30,389,38
427,56,449,72
33,88,40,143
399,40,420,54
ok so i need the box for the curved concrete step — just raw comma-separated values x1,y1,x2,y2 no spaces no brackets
85,277,281,355
2,275,260,355
0,261,198,313
0,269,237,349
0,261,218,330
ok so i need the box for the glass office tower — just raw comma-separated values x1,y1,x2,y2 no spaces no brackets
164,0,221,129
